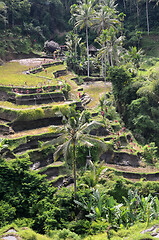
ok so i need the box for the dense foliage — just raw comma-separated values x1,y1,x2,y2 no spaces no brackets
2,0,159,239
1,154,159,238
107,64,159,150
1,0,159,59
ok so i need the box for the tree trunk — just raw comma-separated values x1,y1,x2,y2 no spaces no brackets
102,55,104,77
73,139,77,196
146,0,149,35
136,0,140,25
110,45,113,67
86,26,90,78
104,54,107,96
123,0,126,11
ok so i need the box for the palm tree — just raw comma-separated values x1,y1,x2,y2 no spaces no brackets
105,26,124,67
42,107,108,195
94,4,119,77
127,46,144,70
0,1,7,29
94,4,118,34
71,0,95,78
96,29,110,78
65,31,81,60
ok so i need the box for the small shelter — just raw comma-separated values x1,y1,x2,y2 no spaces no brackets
89,44,97,56
44,40,60,53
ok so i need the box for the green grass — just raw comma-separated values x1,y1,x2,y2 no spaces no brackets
0,100,70,109
83,82,112,108
84,220,159,240
0,224,52,240
38,162,65,174
37,64,66,78
0,103,70,122
1,221,158,240
0,61,66,87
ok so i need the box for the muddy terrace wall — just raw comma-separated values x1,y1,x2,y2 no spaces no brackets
15,92,65,105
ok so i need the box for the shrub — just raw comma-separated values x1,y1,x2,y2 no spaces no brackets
49,228,81,240
0,201,16,227
142,142,157,163
68,219,91,235
89,219,109,235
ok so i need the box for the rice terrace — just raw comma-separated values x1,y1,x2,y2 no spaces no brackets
2,0,159,239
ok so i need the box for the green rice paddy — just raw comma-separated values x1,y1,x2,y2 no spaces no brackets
0,61,66,87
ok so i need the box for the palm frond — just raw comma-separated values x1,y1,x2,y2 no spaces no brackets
82,120,104,133
49,125,64,133
79,139,94,147
42,134,68,148
54,144,65,161
63,138,72,160
83,135,108,153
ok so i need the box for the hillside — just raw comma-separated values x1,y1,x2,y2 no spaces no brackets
1,0,159,60
1,0,159,239
0,56,159,240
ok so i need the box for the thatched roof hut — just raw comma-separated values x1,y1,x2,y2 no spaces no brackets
89,44,98,56
44,40,60,53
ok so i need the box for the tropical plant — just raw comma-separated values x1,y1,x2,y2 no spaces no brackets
65,31,82,60
71,0,95,78
94,3,119,78
0,138,8,157
0,1,7,29
125,46,144,70
42,106,108,194
96,29,110,78
74,189,107,220
122,189,159,227
83,161,106,188
93,4,118,34
75,188,123,226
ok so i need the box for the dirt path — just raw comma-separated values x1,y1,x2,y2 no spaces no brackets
105,163,159,173
104,163,159,182
0,126,51,139
10,58,54,67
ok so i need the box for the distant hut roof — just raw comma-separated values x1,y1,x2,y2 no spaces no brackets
60,45,68,51
89,44,97,52
44,40,60,53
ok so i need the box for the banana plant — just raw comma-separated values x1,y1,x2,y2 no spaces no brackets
123,189,141,224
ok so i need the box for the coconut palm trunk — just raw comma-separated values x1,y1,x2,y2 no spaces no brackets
146,0,149,35
73,139,77,194
86,25,90,78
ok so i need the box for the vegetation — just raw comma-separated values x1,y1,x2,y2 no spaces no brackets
2,0,159,239
42,107,108,193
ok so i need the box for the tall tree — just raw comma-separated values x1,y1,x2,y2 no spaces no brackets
97,27,124,68
42,107,107,195
96,29,110,78
0,1,7,29
65,31,81,60
94,3,119,77
146,0,150,35
71,0,95,78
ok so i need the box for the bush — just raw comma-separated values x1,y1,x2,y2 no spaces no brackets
142,142,157,163
49,228,81,240
13,218,35,228
0,201,16,227
68,219,91,235
89,219,109,235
